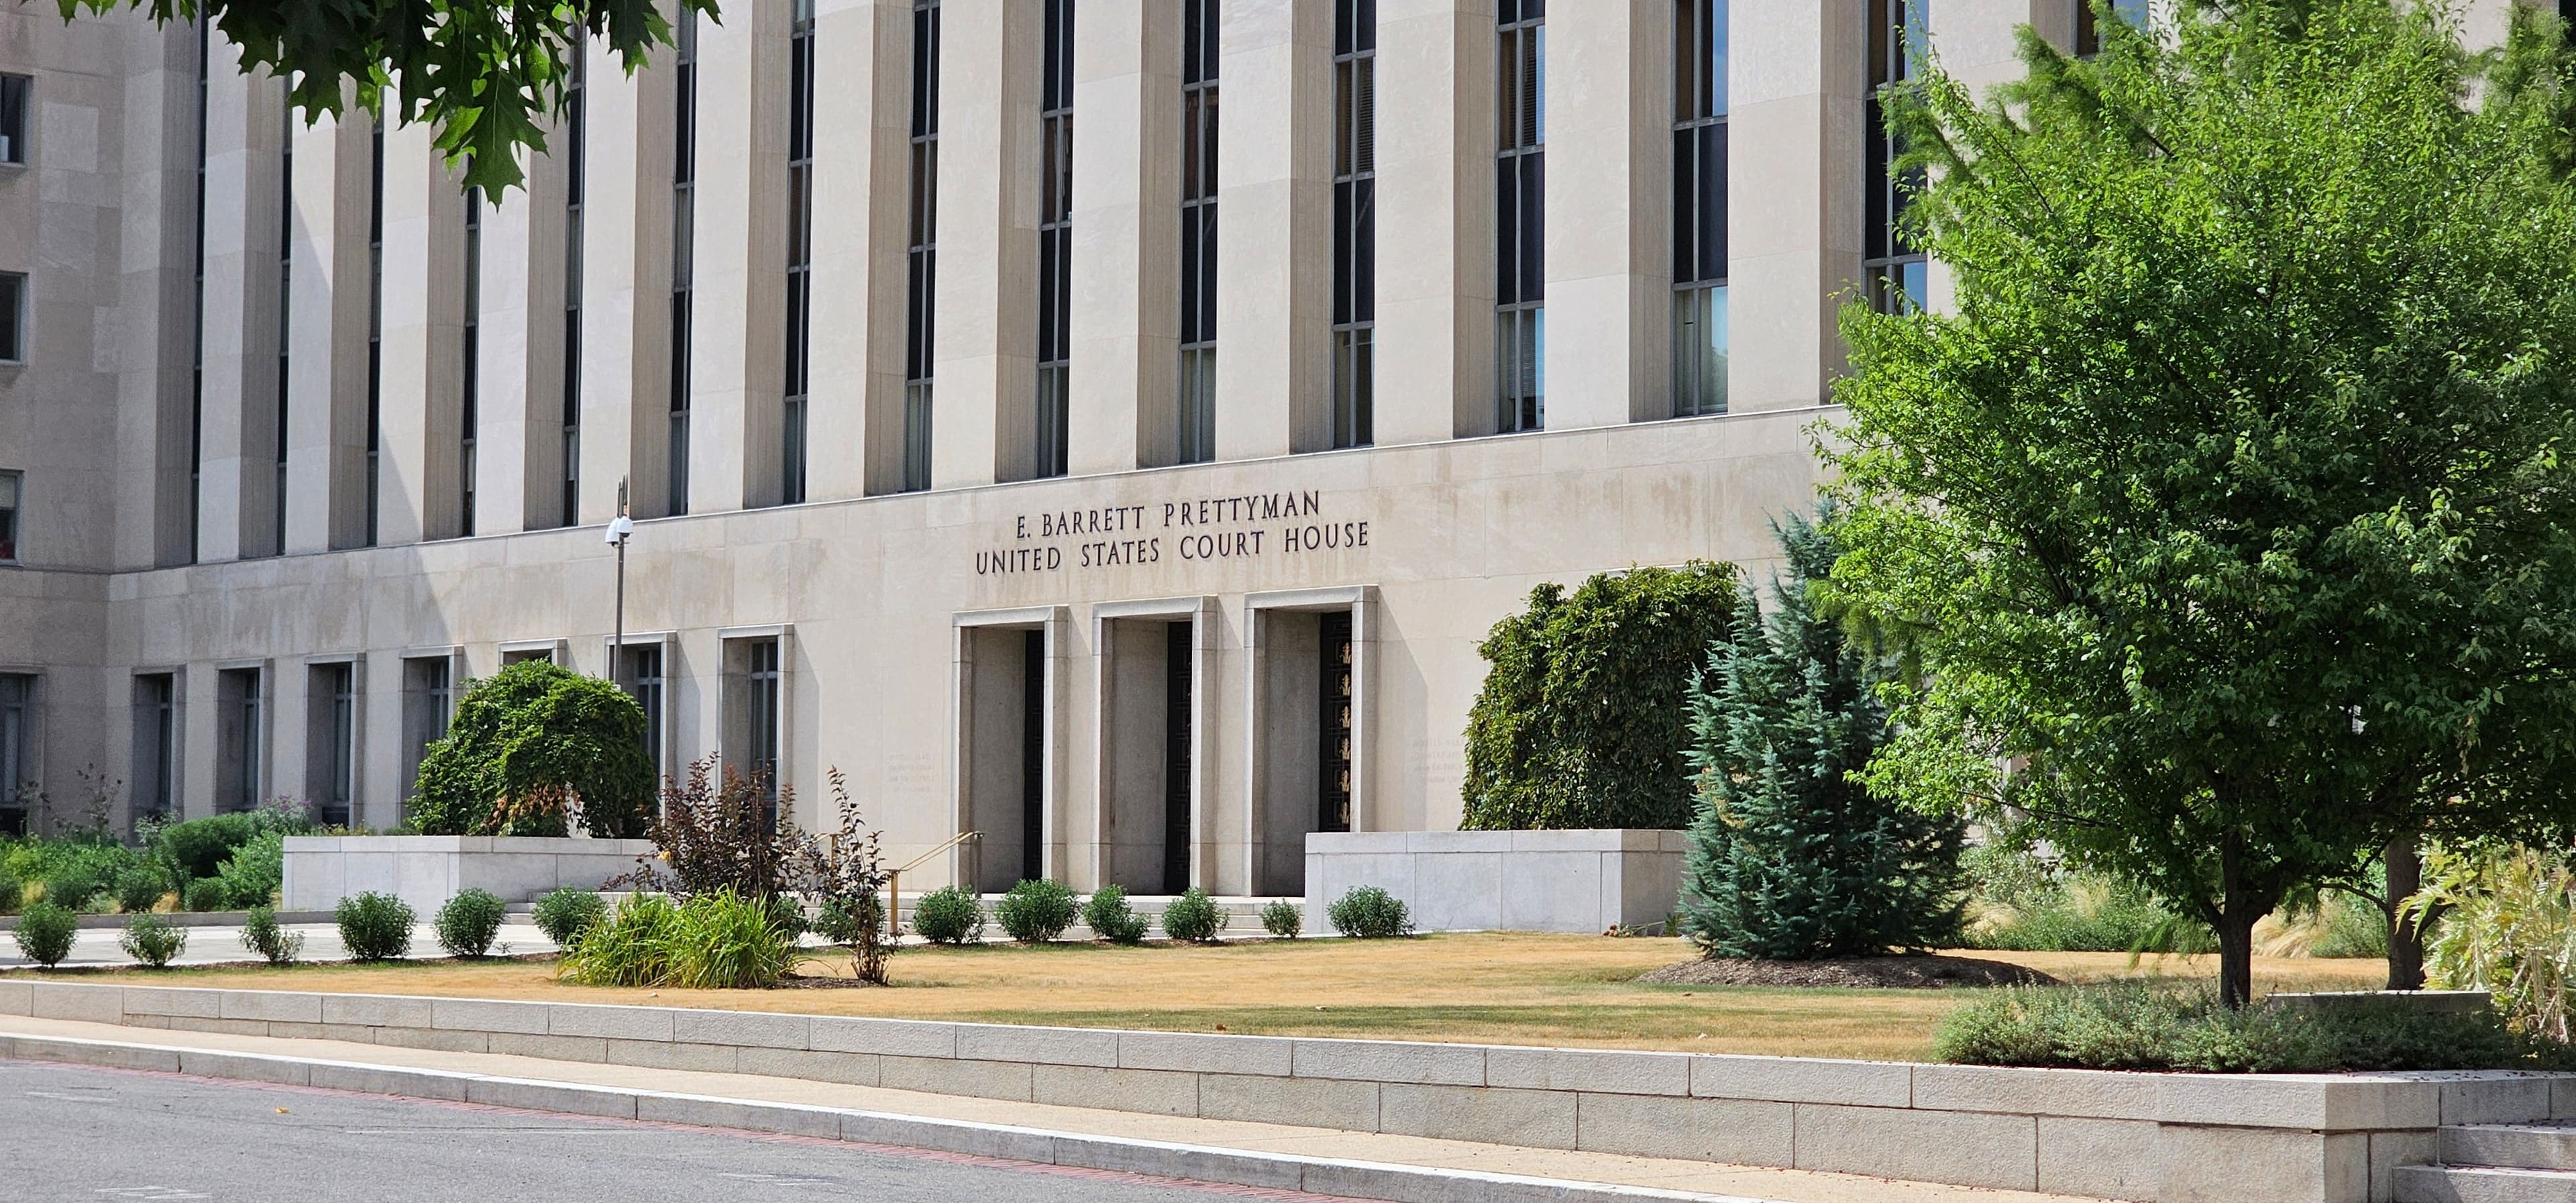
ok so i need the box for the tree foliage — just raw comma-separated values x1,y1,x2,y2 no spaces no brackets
1678,515,1964,960
1830,0,2576,1004
410,660,655,838
58,0,720,195
1460,562,1738,830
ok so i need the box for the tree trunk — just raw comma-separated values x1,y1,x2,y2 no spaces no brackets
2218,837,2255,1009
2385,835,2425,992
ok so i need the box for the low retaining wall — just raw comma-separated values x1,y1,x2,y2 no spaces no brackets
7,980,2561,1203
1303,829,1684,934
280,836,657,913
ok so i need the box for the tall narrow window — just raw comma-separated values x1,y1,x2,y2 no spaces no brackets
1672,0,1728,417
0,273,21,364
400,656,452,810
274,101,291,556
135,674,179,823
365,121,384,544
1318,610,1353,832
1330,0,1376,450
1177,0,1218,464
669,10,697,517
1034,0,1075,479
309,663,356,828
902,0,941,492
190,21,209,562
0,675,30,836
1866,0,1927,314
1495,0,1544,433
620,644,665,772
783,0,816,505
217,667,262,814
727,637,784,823
2074,0,2149,56
561,48,587,527
461,187,481,536
0,73,28,164
0,470,17,562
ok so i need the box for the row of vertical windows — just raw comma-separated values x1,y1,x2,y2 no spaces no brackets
902,0,940,493
1330,0,1376,451
273,100,290,557
365,121,384,545
1034,0,1075,480
1866,0,1927,315
669,11,697,518
782,0,816,505
1177,0,1218,466
1495,0,1545,434
561,50,588,528
1672,0,1728,417
189,28,208,562
461,187,482,537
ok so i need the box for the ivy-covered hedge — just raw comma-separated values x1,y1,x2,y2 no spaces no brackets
409,661,655,838
1460,561,1738,830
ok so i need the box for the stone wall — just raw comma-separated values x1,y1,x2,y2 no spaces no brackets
280,836,658,912
1303,829,1687,934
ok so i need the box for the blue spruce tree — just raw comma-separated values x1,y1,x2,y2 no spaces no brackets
1677,514,1964,960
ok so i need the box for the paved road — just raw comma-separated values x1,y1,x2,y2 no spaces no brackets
0,1060,1352,1202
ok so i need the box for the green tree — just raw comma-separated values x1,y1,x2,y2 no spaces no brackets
55,0,720,195
1461,562,1737,830
1831,0,2576,1006
411,660,655,838
1678,515,1964,960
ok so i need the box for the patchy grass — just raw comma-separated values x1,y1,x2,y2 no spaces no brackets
18,935,2387,1060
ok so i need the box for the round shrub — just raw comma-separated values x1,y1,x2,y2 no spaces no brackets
154,813,262,882
213,832,284,910
118,912,187,968
1083,884,1148,945
1260,898,1303,939
42,862,105,912
411,660,656,838
996,879,1078,943
435,888,508,958
910,885,984,945
112,864,170,914
531,887,608,946
239,904,304,965
182,877,230,912
335,892,417,962
1160,887,1228,943
1328,886,1412,939
13,901,77,967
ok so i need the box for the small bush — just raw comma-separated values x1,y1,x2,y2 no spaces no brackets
213,832,284,910
531,887,608,945
910,886,984,945
1933,983,2568,1073
42,861,106,912
240,904,304,965
118,913,187,968
996,879,1079,943
662,889,805,988
558,894,680,986
813,895,883,945
435,888,508,958
154,813,263,881
1083,884,1148,944
0,867,19,914
335,892,416,962
1260,899,1303,939
13,901,77,967
1328,886,1412,939
182,877,231,912
112,864,170,914
2308,891,2391,959
1160,887,1228,943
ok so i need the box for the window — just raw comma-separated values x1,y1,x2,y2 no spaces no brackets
726,637,784,823
462,187,482,535
902,0,941,492
1034,0,1074,479
1495,0,1545,433
400,655,453,808
274,101,290,557
0,674,32,836
0,73,28,165
669,9,698,516
783,0,816,505
561,48,588,527
366,121,384,545
309,662,356,828
1672,0,1728,417
618,643,665,773
1866,0,1929,315
217,667,262,813
0,272,21,364
190,21,209,562
1177,0,1219,465
0,470,19,562
1330,0,1376,450
2074,0,2149,56
134,674,179,823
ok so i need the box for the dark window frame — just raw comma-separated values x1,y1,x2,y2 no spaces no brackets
1330,0,1377,450
1495,0,1546,433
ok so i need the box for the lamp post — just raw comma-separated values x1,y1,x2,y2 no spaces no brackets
605,478,635,670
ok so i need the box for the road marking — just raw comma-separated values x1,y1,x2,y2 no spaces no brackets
25,1090,113,1102
719,1172,836,1186
92,1188,210,1200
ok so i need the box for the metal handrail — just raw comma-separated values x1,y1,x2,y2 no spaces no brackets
884,829,982,940
895,829,982,874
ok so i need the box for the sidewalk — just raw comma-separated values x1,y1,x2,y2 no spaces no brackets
0,1012,2092,1203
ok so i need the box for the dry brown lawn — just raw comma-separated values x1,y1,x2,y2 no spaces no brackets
28,935,2390,1061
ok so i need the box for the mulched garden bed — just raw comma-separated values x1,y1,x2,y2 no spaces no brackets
1638,953,2059,989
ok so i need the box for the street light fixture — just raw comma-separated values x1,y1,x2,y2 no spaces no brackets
606,478,635,670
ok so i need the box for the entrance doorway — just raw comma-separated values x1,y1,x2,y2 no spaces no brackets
1097,602,1208,894
1246,589,1371,896
958,613,1057,892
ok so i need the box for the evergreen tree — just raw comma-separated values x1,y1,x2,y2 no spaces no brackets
1678,515,1964,960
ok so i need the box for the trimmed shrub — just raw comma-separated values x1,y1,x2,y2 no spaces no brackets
13,901,76,967
996,879,1079,943
662,890,804,989
1160,888,1228,943
910,885,983,945
1083,884,1148,945
1935,983,2569,1073
531,887,608,946
112,863,170,914
154,813,263,882
335,892,416,962
213,831,284,910
1260,899,1303,939
182,877,230,913
435,888,508,958
558,894,680,986
119,912,187,968
240,904,304,965
411,660,655,838
1328,886,1412,939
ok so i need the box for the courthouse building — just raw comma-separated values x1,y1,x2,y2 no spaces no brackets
0,1,2165,894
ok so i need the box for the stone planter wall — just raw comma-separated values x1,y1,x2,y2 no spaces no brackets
280,836,657,913
1303,829,1685,934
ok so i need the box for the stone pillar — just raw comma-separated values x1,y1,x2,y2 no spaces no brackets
930,0,1043,487
374,120,457,545
1542,0,1670,428
1729,0,1863,413
1372,1,1492,445
111,20,203,570
1067,1,1177,475
808,0,917,501
1928,1,2044,316
580,36,665,524
470,160,542,536
281,101,373,552
1213,0,1334,460
194,56,283,562
688,3,792,512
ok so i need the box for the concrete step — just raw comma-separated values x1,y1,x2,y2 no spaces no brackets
2395,1164,2576,1203
2446,1123,2576,1173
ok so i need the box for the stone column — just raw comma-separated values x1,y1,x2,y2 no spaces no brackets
194,55,282,562
1067,1,1177,475
1213,0,1334,460
111,20,203,570
808,0,917,500
930,0,1043,487
1542,0,1670,428
374,119,457,545
580,36,665,523
1728,0,1863,413
688,2,792,512
1372,1,1492,445
1928,1,2044,316
282,101,373,552
470,159,541,536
